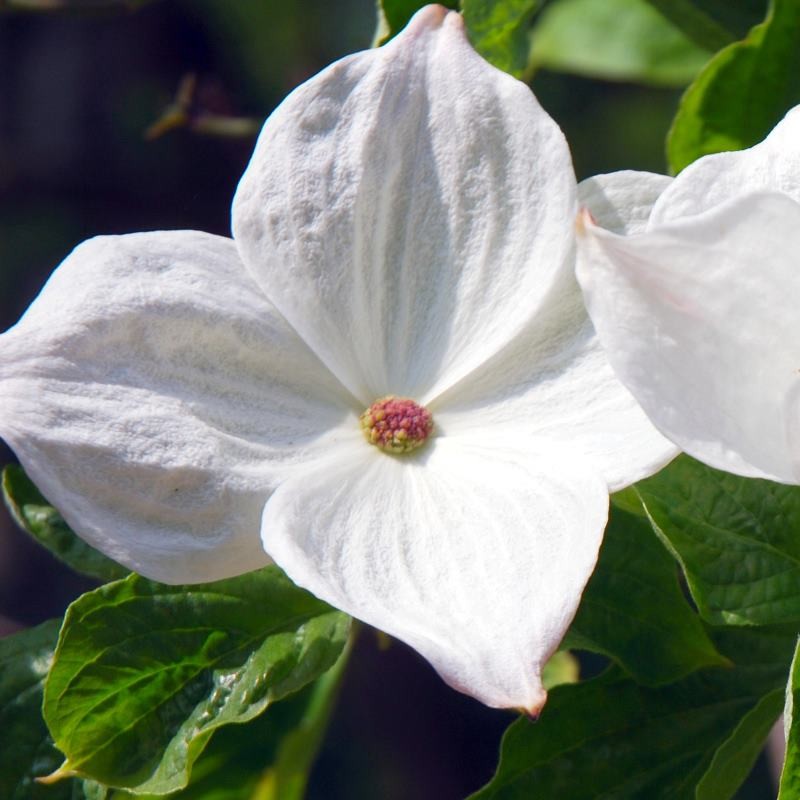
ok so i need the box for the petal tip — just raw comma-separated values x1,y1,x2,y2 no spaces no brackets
442,7,466,32
517,686,548,720
405,4,458,35
575,207,596,237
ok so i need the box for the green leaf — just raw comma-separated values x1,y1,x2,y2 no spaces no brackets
81,783,108,800
645,0,767,48
462,0,540,78
696,687,784,800
251,642,349,800
566,505,727,685
374,0,458,44
106,645,350,800
2,465,128,582
609,486,647,517
530,0,712,87
43,568,351,793
779,637,800,799
667,0,800,173
540,651,579,691
470,626,794,799
636,456,800,626
375,0,538,78
0,620,78,800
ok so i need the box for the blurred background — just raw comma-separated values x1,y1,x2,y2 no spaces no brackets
0,2,773,797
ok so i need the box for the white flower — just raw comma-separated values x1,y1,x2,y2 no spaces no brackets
0,5,674,712
576,106,800,484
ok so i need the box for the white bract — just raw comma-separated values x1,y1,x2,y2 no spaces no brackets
576,106,800,484
0,6,674,712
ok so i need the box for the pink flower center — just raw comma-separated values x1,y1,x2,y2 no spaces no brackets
360,396,434,454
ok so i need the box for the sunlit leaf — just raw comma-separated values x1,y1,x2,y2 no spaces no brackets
374,0,458,43
100,648,350,800
375,0,538,78
462,0,540,77
540,651,579,691
43,568,350,793
530,0,711,87
667,0,800,173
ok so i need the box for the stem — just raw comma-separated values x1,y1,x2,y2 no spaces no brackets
191,115,263,140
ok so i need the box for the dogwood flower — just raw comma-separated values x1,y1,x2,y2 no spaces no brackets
576,106,800,483
0,5,674,712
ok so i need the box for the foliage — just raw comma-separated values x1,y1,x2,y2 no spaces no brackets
42,569,349,793
470,626,794,798
667,0,800,173
1,614,349,799
462,0,540,78
637,456,800,626
643,0,767,50
779,639,800,798
3,465,128,582
0,620,75,800
567,503,727,685
530,0,712,87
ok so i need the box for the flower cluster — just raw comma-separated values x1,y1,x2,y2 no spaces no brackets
0,3,794,714
359,396,434,453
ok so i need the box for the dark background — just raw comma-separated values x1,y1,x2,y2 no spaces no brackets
0,2,773,797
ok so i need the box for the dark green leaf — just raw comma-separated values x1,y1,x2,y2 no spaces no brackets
645,0,767,47
462,0,540,78
637,456,800,626
43,568,350,793
530,0,711,87
667,0,800,173
470,626,793,799
2,465,128,582
779,638,800,799
696,687,784,800
566,505,727,685
374,0,458,44
0,620,77,799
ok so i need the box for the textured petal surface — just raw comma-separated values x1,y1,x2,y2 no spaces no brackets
0,231,360,583
430,261,677,492
577,191,800,482
435,168,678,492
262,438,608,712
651,105,800,224
232,6,576,406
578,170,672,234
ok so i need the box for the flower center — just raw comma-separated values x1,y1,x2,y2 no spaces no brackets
360,396,434,454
